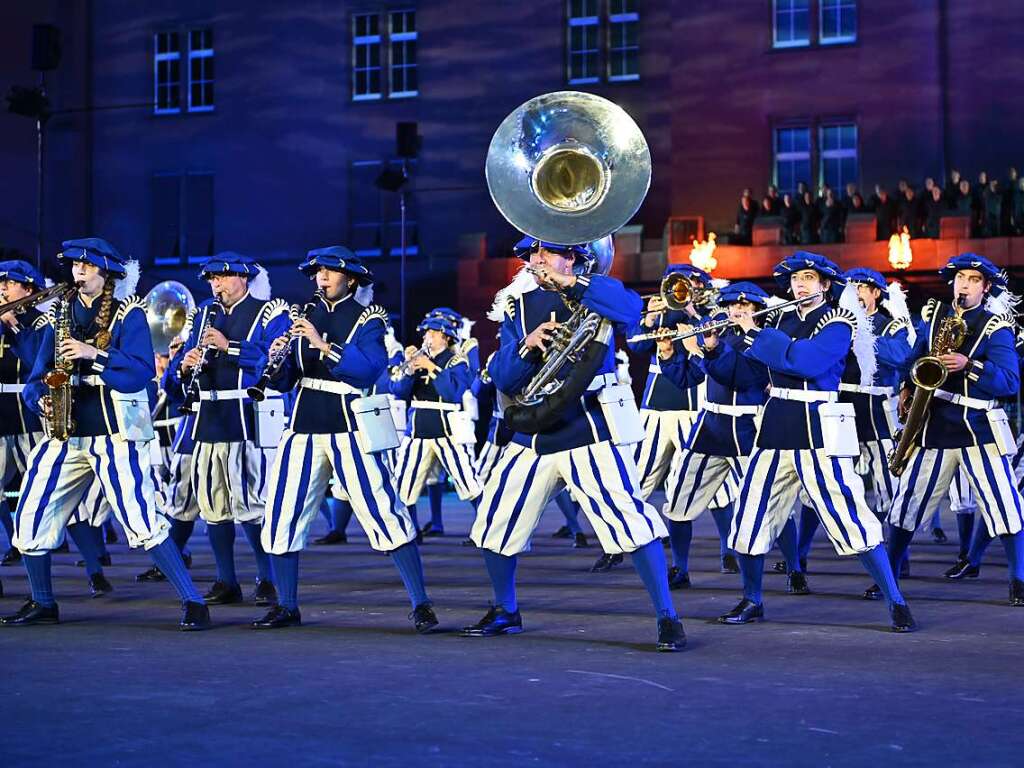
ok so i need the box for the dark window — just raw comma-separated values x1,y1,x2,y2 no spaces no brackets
773,0,810,48
188,28,214,111
774,127,811,195
154,32,181,113
819,0,857,44
389,10,417,97
353,13,383,100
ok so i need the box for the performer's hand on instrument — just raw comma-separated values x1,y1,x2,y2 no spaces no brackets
530,265,576,292
701,329,720,351
642,296,666,328
290,318,328,353
410,354,436,373
937,353,968,372
181,347,204,372
168,336,184,358
59,338,98,361
39,397,52,418
656,335,676,359
898,386,912,421
268,335,290,358
201,327,229,352
732,313,757,333
0,310,18,329
524,320,559,353
404,345,419,360
679,325,703,357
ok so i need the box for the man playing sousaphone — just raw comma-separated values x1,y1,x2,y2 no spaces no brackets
875,253,1024,607
465,237,686,652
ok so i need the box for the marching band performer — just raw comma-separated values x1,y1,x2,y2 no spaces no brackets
389,310,482,521
256,247,437,631
658,282,770,589
0,260,49,582
721,252,916,632
177,252,290,606
876,253,1024,606
465,237,686,652
2,238,209,629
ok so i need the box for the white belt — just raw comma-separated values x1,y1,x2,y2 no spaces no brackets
586,372,618,392
839,383,894,397
411,400,459,411
69,375,104,387
198,389,248,402
768,387,838,403
703,401,760,417
153,417,183,429
0,383,25,394
934,390,997,410
299,377,362,396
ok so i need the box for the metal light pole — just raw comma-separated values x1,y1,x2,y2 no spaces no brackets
399,159,408,340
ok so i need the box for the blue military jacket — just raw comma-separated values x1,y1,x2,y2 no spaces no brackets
390,346,472,440
627,307,704,412
0,307,45,436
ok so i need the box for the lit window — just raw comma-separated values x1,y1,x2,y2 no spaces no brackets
567,0,600,84
188,28,214,112
774,127,811,196
773,0,810,49
608,0,639,82
154,32,181,114
820,123,857,193
820,0,857,44
353,13,382,101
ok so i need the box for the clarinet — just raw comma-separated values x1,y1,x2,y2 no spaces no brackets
178,302,222,415
247,291,322,402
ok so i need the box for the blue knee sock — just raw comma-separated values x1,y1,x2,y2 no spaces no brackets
1000,532,1024,581
67,522,104,577
956,512,975,558
94,525,109,558
630,539,677,620
554,492,583,535
391,542,430,607
736,553,764,604
207,522,238,586
241,522,272,582
407,504,420,531
667,520,693,572
428,484,444,531
967,520,995,567
318,498,333,527
168,519,195,554
334,500,354,533
797,505,820,561
482,550,518,613
270,552,300,610
23,552,55,606
859,544,905,608
149,538,203,603
776,518,802,572
0,500,13,547
710,506,733,557
887,526,915,574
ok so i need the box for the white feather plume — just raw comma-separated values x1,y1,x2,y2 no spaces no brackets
882,280,916,346
986,288,1021,318
249,265,272,301
615,349,632,386
487,263,538,322
459,317,475,342
711,278,731,289
114,259,141,300
384,326,403,357
839,282,877,386
355,284,374,306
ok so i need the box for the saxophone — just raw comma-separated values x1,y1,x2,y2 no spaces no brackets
43,291,77,441
887,297,968,476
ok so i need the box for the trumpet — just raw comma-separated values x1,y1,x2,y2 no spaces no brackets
248,292,322,402
396,344,431,378
179,301,222,414
626,291,824,344
0,282,73,317
638,273,716,314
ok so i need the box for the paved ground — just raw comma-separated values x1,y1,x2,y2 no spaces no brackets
1,494,1022,767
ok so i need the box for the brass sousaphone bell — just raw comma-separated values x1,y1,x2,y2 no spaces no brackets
144,281,196,355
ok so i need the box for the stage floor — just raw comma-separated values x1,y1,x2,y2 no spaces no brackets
1,494,1022,766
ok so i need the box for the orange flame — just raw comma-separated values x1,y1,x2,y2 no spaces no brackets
888,226,913,270
689,232,718,273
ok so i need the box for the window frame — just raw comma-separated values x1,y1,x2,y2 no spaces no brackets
818,122,859,194
818,0,857,45
187,28,215,113
772,125,813,197
153,31,182,115
567,0,601,85
772,0,811,50
389,10,418,99
607,2,640,83
352,12,384,102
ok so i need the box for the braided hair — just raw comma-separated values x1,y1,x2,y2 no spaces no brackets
92,276,116,350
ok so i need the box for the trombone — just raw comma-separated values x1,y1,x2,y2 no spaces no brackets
627,291,823,344
638,273,717,314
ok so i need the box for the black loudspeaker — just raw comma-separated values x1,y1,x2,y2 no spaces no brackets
32,24,61,71
396,121,418,158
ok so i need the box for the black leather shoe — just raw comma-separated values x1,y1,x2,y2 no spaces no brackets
252,579,277,606
461,605,523,636
771,560,787,573
721,554,739,574
89,573,114,598
252,604,301,629
573,532,590,548
944,557,980,580
460,537,476,547
1,547,21,566
590,553,624,573
76,554,112,568
0,599,59,626
890,602,918,632
180,601,211,631
135,566,167,583
862,583,882,600
667,566,691,590
656,617,686,651
411,603,439,634
551,525,573,539
787,571,811,595
313,530,348,545
1010,578,1024,607
932,527,948,544
423,528,445,538
203,581,243,605
717,598,764,624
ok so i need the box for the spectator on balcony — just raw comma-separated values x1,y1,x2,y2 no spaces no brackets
819,189,843,243
799,191,820,244
843,182,859,204
897,178,910,198
898,186,920,236
1002,168,1018,234
873,186,899,241
945,169,962,208
795,181,809,210
972,171,989,214
983,179,1002,237
922,185,945,238
781,193,800,245
765,184,782,215
760,196,775,217
734,188,758,245
1012,178,1024,236
920,177,939,206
